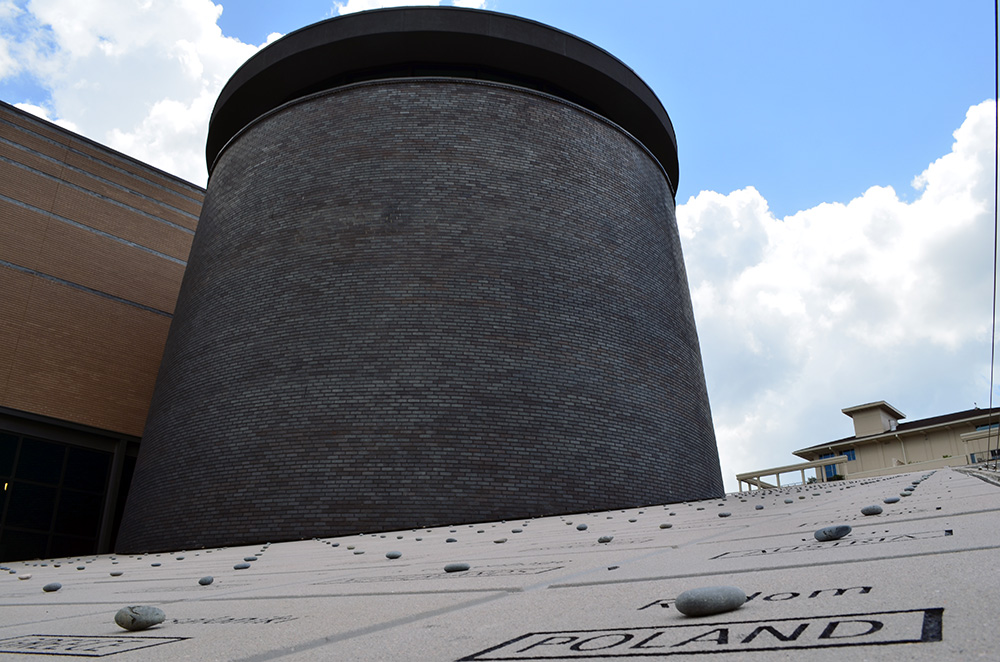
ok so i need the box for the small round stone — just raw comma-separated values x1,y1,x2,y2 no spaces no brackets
386,551,402,559
446,538,457,543
576,523,588,531
199,576,214,585
353,550,365,555
861,505,883,516
659,523,673,529
784,499,794,504
17,574,31,580
494,538,507,544
150,563,161,567
233,563,251,570
628,519,637,523
76,566,85,571
718,512,731,518
110,571,124,577
674,586,747,617
115,605,166,631
176,556,184,560
814,525,852,541
244,556,257,562
511,528,523,533
755,505,764,510
444,562,470,573
42,582,61,592
904,486,915,492
899,491,912,497
598,536,614,543
884,496,901,503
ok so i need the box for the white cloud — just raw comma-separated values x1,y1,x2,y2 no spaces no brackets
678,100,998,490
333,0,485,17
13,100,77,132
0,0,274,185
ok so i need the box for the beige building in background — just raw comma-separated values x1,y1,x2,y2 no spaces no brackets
737,401,1000,490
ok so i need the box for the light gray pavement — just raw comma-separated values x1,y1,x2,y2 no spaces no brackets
2,467,998,660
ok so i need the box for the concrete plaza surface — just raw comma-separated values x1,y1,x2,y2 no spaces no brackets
1,467,998,660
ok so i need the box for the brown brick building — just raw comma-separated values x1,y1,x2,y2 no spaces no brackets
0,100,203,561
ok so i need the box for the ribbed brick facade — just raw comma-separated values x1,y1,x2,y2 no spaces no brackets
0,103,202,437
117,77,723,552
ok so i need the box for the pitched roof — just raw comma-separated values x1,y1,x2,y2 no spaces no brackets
794,406,1000,457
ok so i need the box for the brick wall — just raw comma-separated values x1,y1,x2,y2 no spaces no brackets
0,102,203,437
117,80,723,552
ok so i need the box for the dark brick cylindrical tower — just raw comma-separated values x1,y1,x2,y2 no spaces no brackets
117,7,723,552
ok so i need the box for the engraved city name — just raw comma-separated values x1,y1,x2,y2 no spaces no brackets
460,608,942,659
638,586,872,610
710,530,952,559
170,615,297,625
316,561,566,584
0,634,187,657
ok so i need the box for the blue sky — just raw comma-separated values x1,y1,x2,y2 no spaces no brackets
1,0,997,489
222,0,994,217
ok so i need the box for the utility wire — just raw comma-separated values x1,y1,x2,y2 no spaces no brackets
988,0,999,470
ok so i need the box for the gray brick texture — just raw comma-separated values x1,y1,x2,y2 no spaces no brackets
116,79,723,553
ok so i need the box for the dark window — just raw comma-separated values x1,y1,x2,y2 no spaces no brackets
5,482,57,530
0,433,17,477
0,431,115,561
14,438,65,484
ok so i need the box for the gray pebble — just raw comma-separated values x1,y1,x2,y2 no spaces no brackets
114,605,165,631
386,551,402,559
904,486,915,492
76,566,85,570
861,505,883,516
884,496,900,503
814,525,852,541
899,491,912,497
353,550,365,555
198,576,214,585
784,499,794,504
110,571,124,577
598,535,614,543
718,512,731,518
659,523,673,529
755,505,764,510
244,556,257,562
444,562,470,573
446,538,457,543
494,538,507,544
17,574,31,580
628,519,637,523
150,563,161,567
42,582,62,592
234,563,251,570
576,523,588,531
511,528,523,533
674,586,746,616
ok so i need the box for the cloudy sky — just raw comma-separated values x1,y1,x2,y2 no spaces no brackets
1,0,996,490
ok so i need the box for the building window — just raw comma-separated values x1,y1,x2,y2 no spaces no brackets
819,450,855,479
0,433,111,561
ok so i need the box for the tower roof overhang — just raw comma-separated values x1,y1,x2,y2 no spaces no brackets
206,6,679,193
